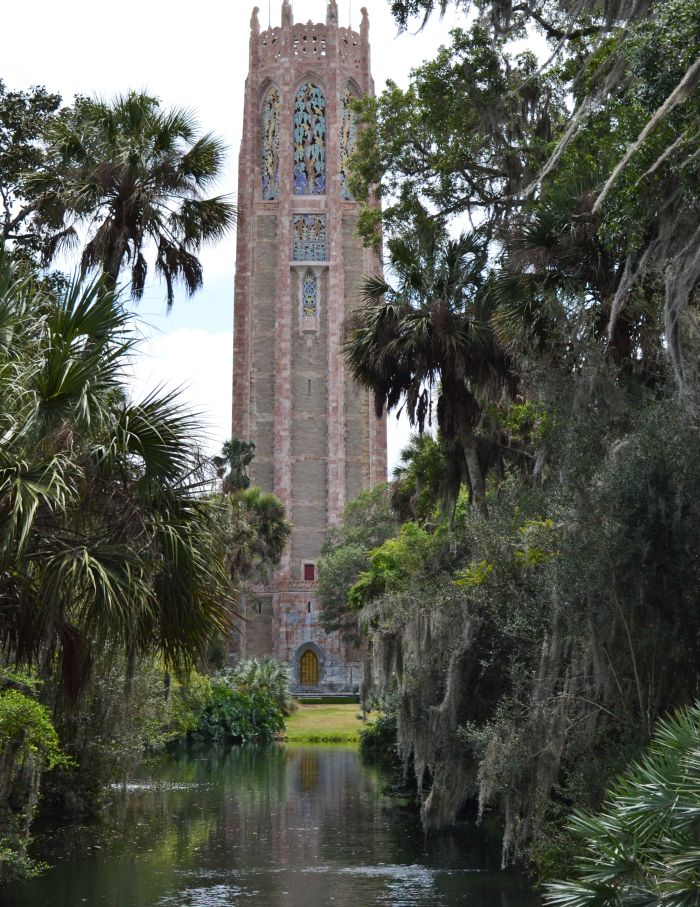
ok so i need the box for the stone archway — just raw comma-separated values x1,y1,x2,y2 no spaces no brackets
293,641,325,688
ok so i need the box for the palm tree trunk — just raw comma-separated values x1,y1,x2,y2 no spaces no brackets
458,432,488,517
104,257,120,294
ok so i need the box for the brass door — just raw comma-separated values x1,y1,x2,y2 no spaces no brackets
300,649,319,686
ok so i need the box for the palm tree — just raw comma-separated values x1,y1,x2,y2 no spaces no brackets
0,256,234,697
213,438,256,492
391,433,466,522
25,92,235,307
545,702,700,907
224,486,292,582
344,215,516,515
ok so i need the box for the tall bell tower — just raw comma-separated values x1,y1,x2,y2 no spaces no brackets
232,1,386,691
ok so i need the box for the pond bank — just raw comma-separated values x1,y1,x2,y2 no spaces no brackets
282,702,364,744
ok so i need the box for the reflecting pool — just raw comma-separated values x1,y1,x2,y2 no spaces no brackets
2,746,541,906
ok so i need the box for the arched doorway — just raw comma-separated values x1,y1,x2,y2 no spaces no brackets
300,649,319,686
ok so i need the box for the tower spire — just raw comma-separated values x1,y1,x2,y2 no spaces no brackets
327,0,338,25
360,6,369,39
281,0,292,26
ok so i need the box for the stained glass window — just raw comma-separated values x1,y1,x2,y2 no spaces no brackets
261,86,280,200
293,82,326,195
302,271,318,318
292,214,326,261
340,86,358,200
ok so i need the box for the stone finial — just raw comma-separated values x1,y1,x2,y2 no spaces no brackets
281,0,292,26
250,6,260,33
327,0,338,25
360,7,369,38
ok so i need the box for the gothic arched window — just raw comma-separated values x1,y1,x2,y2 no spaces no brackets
261,86,280,200
340,85,359,200
293,82,326,195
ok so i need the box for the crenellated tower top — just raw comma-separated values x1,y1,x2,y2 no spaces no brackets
251,1,370,75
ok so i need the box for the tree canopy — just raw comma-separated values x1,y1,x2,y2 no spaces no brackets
334,0,700,874
22,91,235,306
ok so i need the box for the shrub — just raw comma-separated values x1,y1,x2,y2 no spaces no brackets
360,709,400,764
164,671,213,741
0,686,70,883
229,657,295,717
196,674,285,743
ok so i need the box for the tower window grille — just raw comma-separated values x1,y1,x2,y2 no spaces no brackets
293,82,326,194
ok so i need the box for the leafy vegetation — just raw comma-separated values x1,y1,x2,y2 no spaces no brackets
195,659,292,744
0,254,288,875
0,671,69,882
334,0,700,878
25,92,235,305
545,703,700,906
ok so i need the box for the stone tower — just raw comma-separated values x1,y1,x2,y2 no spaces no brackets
232,2,387,692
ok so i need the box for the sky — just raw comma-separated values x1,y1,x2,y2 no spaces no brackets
2,0,464,470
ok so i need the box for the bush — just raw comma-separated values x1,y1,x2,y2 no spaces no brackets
229,657,295,717
164,671,213,742
360,709,400,764
0,684,70,883
196,674,285,743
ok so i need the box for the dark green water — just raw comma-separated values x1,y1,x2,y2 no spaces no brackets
3,746,541,906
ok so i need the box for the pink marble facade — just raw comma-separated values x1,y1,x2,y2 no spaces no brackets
232,2,386,691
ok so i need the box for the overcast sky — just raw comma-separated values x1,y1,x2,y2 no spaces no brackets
3,0,464,470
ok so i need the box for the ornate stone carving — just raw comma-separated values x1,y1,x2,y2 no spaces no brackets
261,86,280,200
340,85,358,200
293,83,326,195
292,214,327,260
291,23,327,60
302,270,318,317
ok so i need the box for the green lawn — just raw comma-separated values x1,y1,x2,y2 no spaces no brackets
283,703,365,744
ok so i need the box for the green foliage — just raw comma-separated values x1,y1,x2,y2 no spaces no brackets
213,438,255,492
0,834,47,884
0,683,68,883
391,433,466,521
228,656,295,718
514,519,559,569
344,214,517,514
453,560,493,588
25,91,235,305
317,484,398,638
192,659,291,744
0,79,62,254
163,671,213,741
197,673,285,744
545,703,700,906
360,707,400,765
349,24,564,244
0,258,234,698
350,522,434,609
0,690,68,771
354,390,700,867
223,486,292,584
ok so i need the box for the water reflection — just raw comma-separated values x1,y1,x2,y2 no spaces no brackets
2,746,541,907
